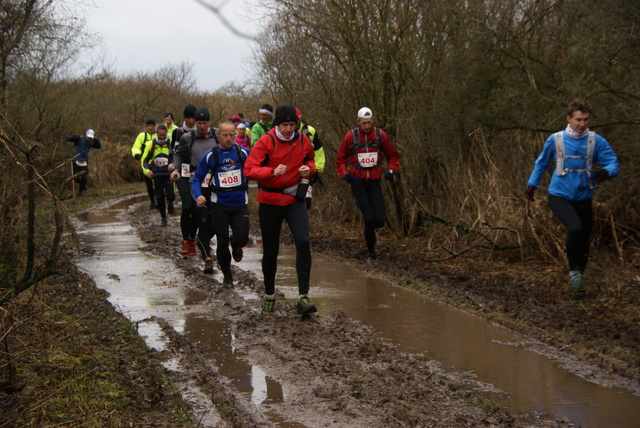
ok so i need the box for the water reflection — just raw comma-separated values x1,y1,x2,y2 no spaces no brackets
253,245,640,428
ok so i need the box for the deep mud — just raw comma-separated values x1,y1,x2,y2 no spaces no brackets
126,194,585,428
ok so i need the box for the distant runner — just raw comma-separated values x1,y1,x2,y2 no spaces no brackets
65,129,101,198
335,107,400,261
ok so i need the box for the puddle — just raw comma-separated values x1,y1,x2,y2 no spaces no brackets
74,196,289,427
75,195,640,428
240,242,640,428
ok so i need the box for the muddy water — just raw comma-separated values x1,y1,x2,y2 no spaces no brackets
74,196,292,427
240,243,640,428
76,196,640,428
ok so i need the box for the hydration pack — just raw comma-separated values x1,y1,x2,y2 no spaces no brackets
350,127,382,154
554,131,595,188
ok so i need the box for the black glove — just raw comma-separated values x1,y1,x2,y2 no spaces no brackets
384,170,395,181
344,173,354,183
134,154,141,160
310,172,321,185
594,169,609,184
525,186,535,202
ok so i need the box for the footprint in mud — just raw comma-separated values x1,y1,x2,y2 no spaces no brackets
107,273,120,282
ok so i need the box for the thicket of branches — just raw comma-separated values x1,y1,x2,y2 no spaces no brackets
2,0,640,303
0,1,266,304
256,0,640,263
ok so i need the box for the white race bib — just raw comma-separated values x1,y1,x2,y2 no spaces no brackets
181,163,192,178
201,172,212,188
154,157,168,167
306,184,313,199
75,160,87,167
218,170,242,188
357,152,378,168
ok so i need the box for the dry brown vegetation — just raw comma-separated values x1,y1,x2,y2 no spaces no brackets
1,0,639,423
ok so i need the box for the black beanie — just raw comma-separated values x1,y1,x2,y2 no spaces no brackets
183,104,197,119
194,107,210,122
273,105,298,126
146,118,156,126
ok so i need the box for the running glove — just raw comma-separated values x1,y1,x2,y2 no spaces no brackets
343,173,354,183
525,186,535,202
594,169,609,184
384,170,395,181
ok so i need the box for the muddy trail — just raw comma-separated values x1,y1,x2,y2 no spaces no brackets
74,193,640,427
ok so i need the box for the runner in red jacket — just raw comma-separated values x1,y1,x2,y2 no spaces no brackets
335,107,401,261
244,104,317,315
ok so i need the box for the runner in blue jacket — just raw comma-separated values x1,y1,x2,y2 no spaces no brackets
192,121,250,285
525,98,620,298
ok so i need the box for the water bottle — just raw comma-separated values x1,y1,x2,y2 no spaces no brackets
295,178,310,200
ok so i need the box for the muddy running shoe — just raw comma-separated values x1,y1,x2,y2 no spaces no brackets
148,200,155,210
232,246,243,262
187,240,197,257
168,202,175,214
568,273,586,299
180,240,190,255
262,296,275,313
223,270,233,286
296,294,317,315
161,218,167,227
204,258,214,274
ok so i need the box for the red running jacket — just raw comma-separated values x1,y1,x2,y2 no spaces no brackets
244,129,316,206
335,127,400,181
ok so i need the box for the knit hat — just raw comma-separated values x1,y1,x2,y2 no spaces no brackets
165,112,174,119
231,114,242,122
357,107,373,119
259,104,274,117
183,104,197,119
85,129,95,139
194,107,210,122
273,105,298,126
236,123,246,129
146,118,156,126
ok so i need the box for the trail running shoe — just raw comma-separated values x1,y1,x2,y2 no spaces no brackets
262,296,275,313
161,218,167,227
187,240,197,257
204,258,214,274
296,294,317,315
181,240,190,255
568,273,586,299
232,246,243,262
223,271,233,286
168,202,175,214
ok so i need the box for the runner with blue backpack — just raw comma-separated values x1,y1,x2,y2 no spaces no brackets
525,98,620,298
192,121,250,286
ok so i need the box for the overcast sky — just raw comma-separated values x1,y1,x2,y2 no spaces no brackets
82,0,263,91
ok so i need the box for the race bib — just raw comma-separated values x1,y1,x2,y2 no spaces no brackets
154,157,168,167
357,152,378,168
306,184,313,199
75,160,87,167
181,163,192,178
218,169,242,188
201,172,212,188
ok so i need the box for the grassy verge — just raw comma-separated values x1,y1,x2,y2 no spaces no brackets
1,184,196,427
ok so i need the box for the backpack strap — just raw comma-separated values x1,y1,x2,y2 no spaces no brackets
350,127,382,154
209,143,249,193
554,130,596,180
